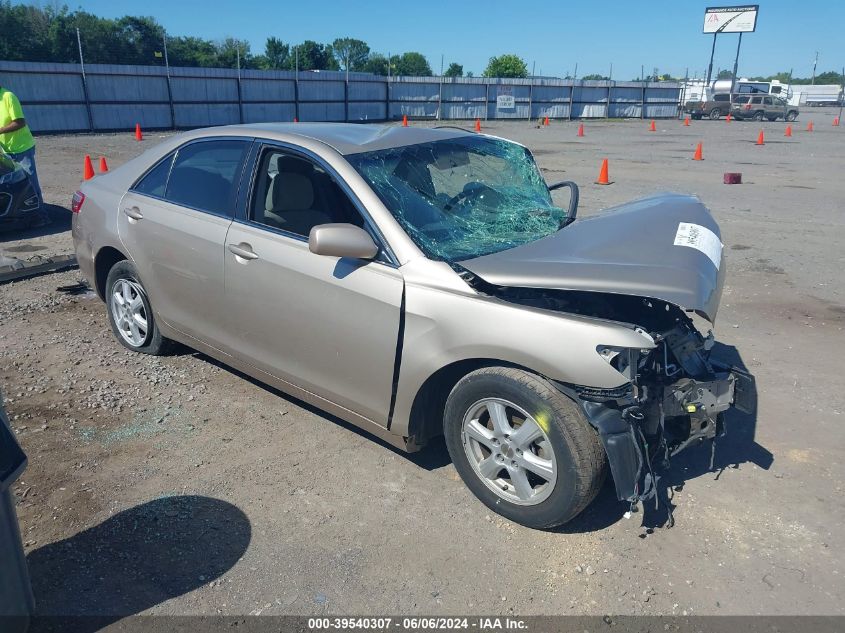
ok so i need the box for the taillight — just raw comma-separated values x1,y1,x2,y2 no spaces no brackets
71,190,85,214
744,104,752,110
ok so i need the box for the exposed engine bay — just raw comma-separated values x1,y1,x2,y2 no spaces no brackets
461,272,757,516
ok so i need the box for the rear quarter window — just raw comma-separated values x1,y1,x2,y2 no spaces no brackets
133,154,174,198
714,94,729,102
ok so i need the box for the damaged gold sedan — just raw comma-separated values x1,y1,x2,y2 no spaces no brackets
72,123,754,529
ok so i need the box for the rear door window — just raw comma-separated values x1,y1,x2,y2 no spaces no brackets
763,97,773,105
714,94,729,102
165,140,249,217
751,97,763,105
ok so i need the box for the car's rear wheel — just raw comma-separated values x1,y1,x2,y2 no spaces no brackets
708,108,721,120
752,110,765,121
786,111,798,122
443,367,607,529
105,261,173,355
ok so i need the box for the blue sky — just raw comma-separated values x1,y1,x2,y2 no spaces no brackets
39,1,845,78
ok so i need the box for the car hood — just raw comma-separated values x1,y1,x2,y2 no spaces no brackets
459,194,726,322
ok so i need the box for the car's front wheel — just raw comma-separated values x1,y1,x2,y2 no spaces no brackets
752,110,765,121
786,111,798,122
709,108,721,120
444,367,607,529
105,260,173,355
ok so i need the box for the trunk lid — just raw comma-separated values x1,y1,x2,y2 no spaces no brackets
459,194,726,322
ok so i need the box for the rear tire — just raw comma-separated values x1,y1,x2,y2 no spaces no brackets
708,108,721,120
105,260,173,355
443,367,607,529
786,111,798,122
752,110,765,121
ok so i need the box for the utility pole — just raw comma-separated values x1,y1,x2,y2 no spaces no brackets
76,28,93,131
163,32,175,129
811,51,819,84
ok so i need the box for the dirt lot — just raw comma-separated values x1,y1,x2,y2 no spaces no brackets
1,112,844,619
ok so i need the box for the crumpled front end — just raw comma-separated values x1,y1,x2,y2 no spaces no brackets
554,300,757,510
459,274,756,513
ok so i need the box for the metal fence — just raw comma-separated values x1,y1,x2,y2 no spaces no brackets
0,60,682,134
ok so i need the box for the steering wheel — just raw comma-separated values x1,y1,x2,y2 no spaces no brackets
443,182,496,213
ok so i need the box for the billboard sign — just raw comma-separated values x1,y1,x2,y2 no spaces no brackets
703,5,759,33
496,86,515,109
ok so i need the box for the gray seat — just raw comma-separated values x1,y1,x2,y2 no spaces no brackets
263,163,332,237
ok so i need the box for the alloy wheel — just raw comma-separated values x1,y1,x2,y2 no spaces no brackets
110,279,149,347
461,398,557,506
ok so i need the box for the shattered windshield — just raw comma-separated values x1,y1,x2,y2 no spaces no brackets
347,135,566,261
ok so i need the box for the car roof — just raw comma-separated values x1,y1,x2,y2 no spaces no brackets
176,122,474,156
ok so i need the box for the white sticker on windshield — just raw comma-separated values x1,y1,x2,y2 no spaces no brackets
673,222,723,269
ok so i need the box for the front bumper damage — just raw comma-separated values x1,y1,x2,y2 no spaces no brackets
558,322,756,511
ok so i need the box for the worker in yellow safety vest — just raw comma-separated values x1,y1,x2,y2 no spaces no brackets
1,85,50,227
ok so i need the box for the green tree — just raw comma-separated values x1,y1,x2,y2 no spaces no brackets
292,40,338,71
483,54,528,78
331,37,369,71
117,16,165,64
361,53,390,75
214,38,252,69
717,69,734,80
259,36,290,70
814,70,844,84
393,52,432,76
581,73,608,81
167,35,219,67
444,62,463,77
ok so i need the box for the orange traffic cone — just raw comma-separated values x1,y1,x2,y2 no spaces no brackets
834,116,840,126
785,125,792,137
684,116,690,126
294,117,298,123
474,119,481,132
577,123,584,137
756,129,765,145
544,116,550,126
595,158,611,185
83,155,95,180
807,121,814,132
649,120,656,132
693,142,703,161
98,157,109,173
134,123,143,141
402,115,408,127
725,113,732,123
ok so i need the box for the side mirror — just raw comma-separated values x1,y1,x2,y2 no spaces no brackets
548,180,579,227
308,223,379,260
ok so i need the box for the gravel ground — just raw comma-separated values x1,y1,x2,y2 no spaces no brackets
1,111,843,618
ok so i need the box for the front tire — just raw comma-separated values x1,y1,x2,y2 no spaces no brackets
105,260,173,355
708,108,721,120
786,111,798,122
752,110,765,121
444,367,607,529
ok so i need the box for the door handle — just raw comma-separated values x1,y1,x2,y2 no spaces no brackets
228,242,259,261
123,206,143,221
